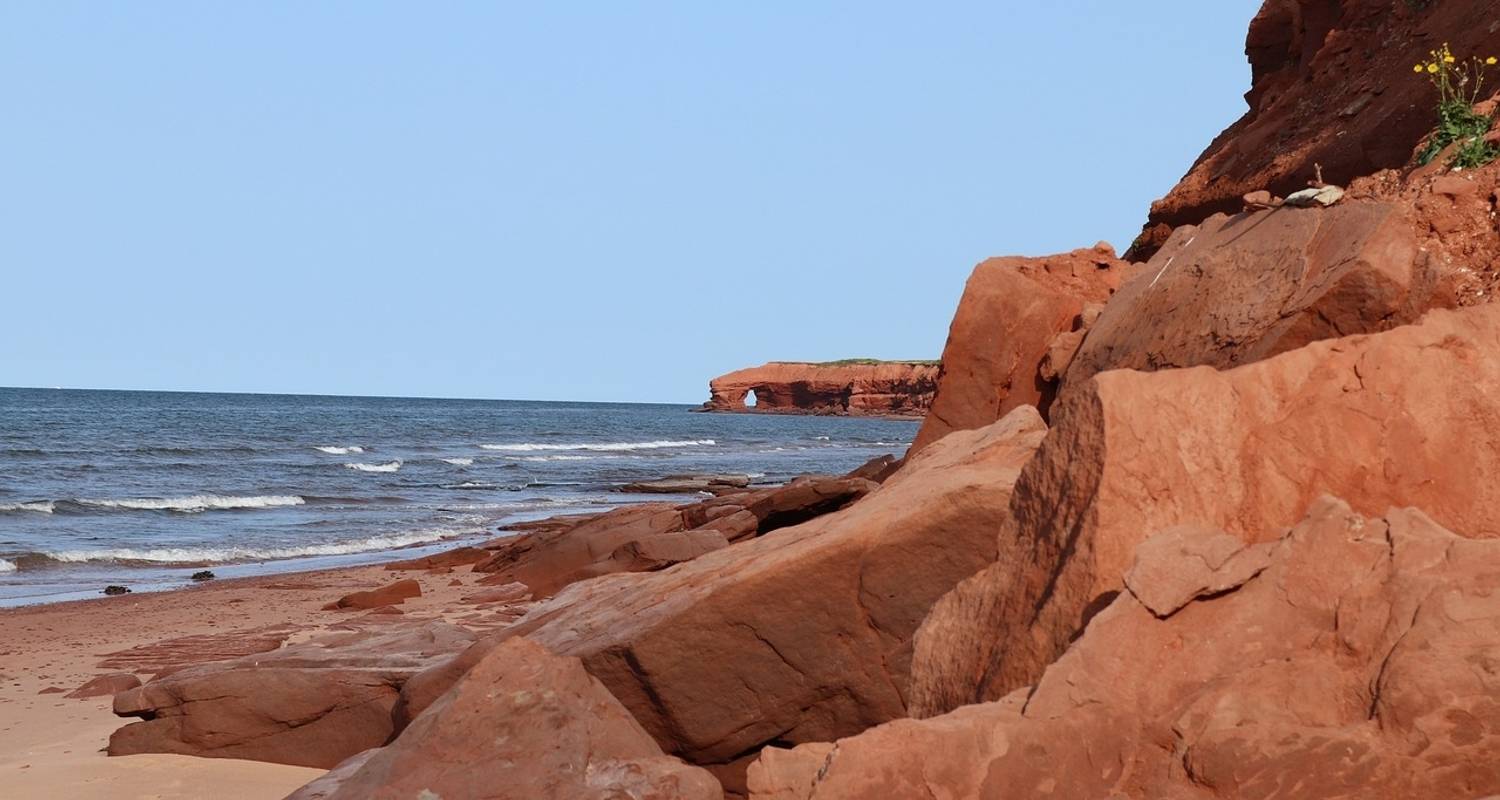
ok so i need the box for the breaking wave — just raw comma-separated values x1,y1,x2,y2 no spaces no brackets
441,457,475,466
480,439,716,453
4,495,305,515
345,461,402,473
0,501,56,514
315,446,365,455
78,494,306,513
0,558,15,573
34,529,469,566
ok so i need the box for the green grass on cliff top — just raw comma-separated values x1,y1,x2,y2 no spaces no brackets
769,358,940,367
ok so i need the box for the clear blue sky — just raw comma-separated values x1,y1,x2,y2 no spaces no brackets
2,2,1261,403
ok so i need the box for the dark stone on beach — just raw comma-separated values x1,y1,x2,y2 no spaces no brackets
190,571,216,582
103,585,132,596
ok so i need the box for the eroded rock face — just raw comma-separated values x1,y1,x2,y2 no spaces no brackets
398,407,1048,772
910,245,1127,453
749,498,1500,799
472,477,877,598
1068,199,1453,388
292,637,721,800
108,622,475,768
704,362,939,416
1135,0,1500,252
912,303,1500,717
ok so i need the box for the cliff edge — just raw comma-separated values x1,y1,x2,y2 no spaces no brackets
702,360,939,417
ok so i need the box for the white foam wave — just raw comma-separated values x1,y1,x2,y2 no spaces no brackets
82,495,305,513
0,558,16,573
441,457,475,466
0,501,56,514
315,446,365,454
345,461,402,473
41,529,469,565
516,454,596,462
480,439,716,453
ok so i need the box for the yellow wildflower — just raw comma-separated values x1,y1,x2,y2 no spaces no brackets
1444,54,1456,63
1488,56,1498,66
1415,63,1425,72
1428,63,1439,73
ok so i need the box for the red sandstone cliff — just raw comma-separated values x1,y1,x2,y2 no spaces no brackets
100,3,1500,799
703,361,939,417
1129,0,1500,257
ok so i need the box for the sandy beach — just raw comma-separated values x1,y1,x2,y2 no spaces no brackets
0,561,493,799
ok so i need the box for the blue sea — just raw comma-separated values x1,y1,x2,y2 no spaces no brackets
0,387,917,607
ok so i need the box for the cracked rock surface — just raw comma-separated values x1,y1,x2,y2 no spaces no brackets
911,303,1500,718
107,622,476,768
749,497,1500,799
911,244,1128,453
396,407,1048,778
289,637,721,800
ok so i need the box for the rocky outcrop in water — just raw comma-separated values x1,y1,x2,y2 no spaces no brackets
703,361,939,417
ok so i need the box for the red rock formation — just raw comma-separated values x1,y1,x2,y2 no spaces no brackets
750,498,1500,798
292,637,721,800
382,547,489,571
704,361,939,416
65,673,141,700
95,624,299,677
1131,0,1500,256
471,476,877,598
108,622,475,768
910,244,1129,453
911,302,1500,717
396,408,1047,780
324,578,422,611
1068,198,1450,388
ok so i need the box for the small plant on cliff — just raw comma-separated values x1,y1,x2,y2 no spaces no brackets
1415,43,1498,168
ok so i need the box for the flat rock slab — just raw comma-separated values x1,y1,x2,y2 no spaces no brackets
290,637,721,800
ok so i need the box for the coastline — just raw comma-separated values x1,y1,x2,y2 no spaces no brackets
693,406,926,421
0,558,500,798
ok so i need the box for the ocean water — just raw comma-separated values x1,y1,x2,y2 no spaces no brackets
0,387,917,607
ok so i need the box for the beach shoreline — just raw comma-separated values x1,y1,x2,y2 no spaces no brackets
0,556,499,799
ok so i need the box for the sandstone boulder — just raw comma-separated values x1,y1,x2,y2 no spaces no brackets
473,503,686,596
473,477,876,598
108,622,475,768
65,672,141,700
290,637,721,800
612,530,730,571
912,303,1500,716
750,498,1500,798
398,407,1049,773
910,245,1126,453
325,578,421,611
1067,199,1452,388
